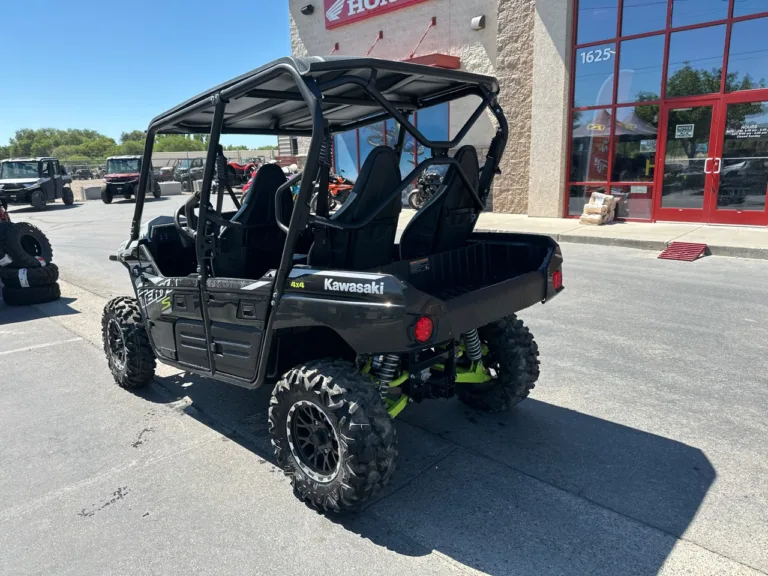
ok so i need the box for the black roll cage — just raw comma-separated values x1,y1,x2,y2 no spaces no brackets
129,61,508,386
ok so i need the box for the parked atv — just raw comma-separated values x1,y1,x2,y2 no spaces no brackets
0,157,75,210
102,57,564,513
227,159,259,187
101,155,161,203
407,169,444,209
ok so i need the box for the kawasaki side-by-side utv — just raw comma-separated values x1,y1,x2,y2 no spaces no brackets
102,57,564,512
101,155,161,203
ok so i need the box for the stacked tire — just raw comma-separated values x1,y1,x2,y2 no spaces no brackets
0,221,60,306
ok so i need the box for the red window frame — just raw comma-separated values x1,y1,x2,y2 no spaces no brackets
566,0,768,221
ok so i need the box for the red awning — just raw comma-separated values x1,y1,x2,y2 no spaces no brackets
400,53,461,70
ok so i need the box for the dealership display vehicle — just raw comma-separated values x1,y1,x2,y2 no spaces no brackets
174,157,205,191
0,157,75,210
227,158,260,187
101,155,161,203
102,57,564,512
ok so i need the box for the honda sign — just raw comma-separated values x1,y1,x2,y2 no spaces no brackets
324,0,431,29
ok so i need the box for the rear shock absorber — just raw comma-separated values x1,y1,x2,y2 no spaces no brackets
372,354,400,384
463,329,483,362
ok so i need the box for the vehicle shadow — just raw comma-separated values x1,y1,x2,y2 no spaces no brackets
8,204,82,214
149,372,714,576
0,297,80,325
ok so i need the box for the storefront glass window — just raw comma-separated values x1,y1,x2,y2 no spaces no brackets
574,43,616,108
570,108,612,182
569,184,608,216
415,103,449,166
333,131,358,182
727,17,768,92
612,105,659,182
621,0,668,36
734,0,768,18
617,35,665,103
666,25,726,97
358,122,386,168
610,185,653,219
577,0,619,44
671,0,728,28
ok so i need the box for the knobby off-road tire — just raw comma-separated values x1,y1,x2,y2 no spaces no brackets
2,282,60,306
101,185,113,204
62,187,75,205
0,222,12,267
30,190,47,211
152,182,161,199
102,297,156,390
0,222,53,267
0,263,59,288
269,360,398,513
457,314,540,412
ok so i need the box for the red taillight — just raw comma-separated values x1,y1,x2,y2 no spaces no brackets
552,269,563,291
414,316,434,343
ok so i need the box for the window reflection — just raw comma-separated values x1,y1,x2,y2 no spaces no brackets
666,25,726,97
718,101,768,211
672,0,728,28
610,185,653,219
661,105,713,209
358,122,385,168
617,35,664,103
612,105,659,182
333,131,358,182
727,17,768,93
570,109,612,182
400,114,418,179
733,0,768,18
569,184,608,216
577,0,618,44
415,103,449,166
574,43,616,108
622,0,668,36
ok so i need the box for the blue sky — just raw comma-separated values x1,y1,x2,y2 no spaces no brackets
0,0,290,148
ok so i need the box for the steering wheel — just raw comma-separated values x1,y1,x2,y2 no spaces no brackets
175,194,199,240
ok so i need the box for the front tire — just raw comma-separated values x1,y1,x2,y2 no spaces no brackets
269,360,397,513
102,297,156,390
457,315,540,412
153,182,161,199
62,187,75,205
30,190,47,211
101,185,113,204
407,189,427,210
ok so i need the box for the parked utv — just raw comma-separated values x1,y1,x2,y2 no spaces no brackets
174,157,205,191
101,155,160,203
0,157,75,210
102,57,564,513
74,167,94,180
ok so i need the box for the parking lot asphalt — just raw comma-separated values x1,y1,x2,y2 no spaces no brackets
2,199,768,575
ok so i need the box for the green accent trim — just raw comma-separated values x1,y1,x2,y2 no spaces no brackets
454,361,492,384
387,395,409,418
389,372,409,388
361,358,372,374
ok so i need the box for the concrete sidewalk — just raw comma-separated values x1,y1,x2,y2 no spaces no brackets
399,210,768,259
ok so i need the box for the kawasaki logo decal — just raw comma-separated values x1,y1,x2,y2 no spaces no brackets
324,278,384,295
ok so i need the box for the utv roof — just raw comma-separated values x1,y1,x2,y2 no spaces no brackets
3,157,55,162
107,155,142,160
150,56,500,136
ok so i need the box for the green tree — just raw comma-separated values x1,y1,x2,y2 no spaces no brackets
0,145,9,159
120,130,146,143
225,144,248,151
154,134,207,152
256,145,277,150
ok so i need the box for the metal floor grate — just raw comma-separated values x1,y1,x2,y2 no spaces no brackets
658,242,708,262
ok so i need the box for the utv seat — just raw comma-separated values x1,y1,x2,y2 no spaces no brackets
399,145,480,260
215,164,293,279
308,146,402,270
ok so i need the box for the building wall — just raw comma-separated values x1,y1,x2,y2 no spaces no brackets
289,0,573,217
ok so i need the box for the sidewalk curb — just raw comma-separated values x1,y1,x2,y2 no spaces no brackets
474,225,768,259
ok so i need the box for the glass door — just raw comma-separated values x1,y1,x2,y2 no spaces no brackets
656,102,721,223
709,95,768,225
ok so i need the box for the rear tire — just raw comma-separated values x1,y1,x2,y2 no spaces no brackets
0,263,59,288
2,282,60,306
269,359,397,513
62,187,75,205
0,222,53,267
457,315,540,412
102,297,156,390
30,190,47,211
101,185,113,204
